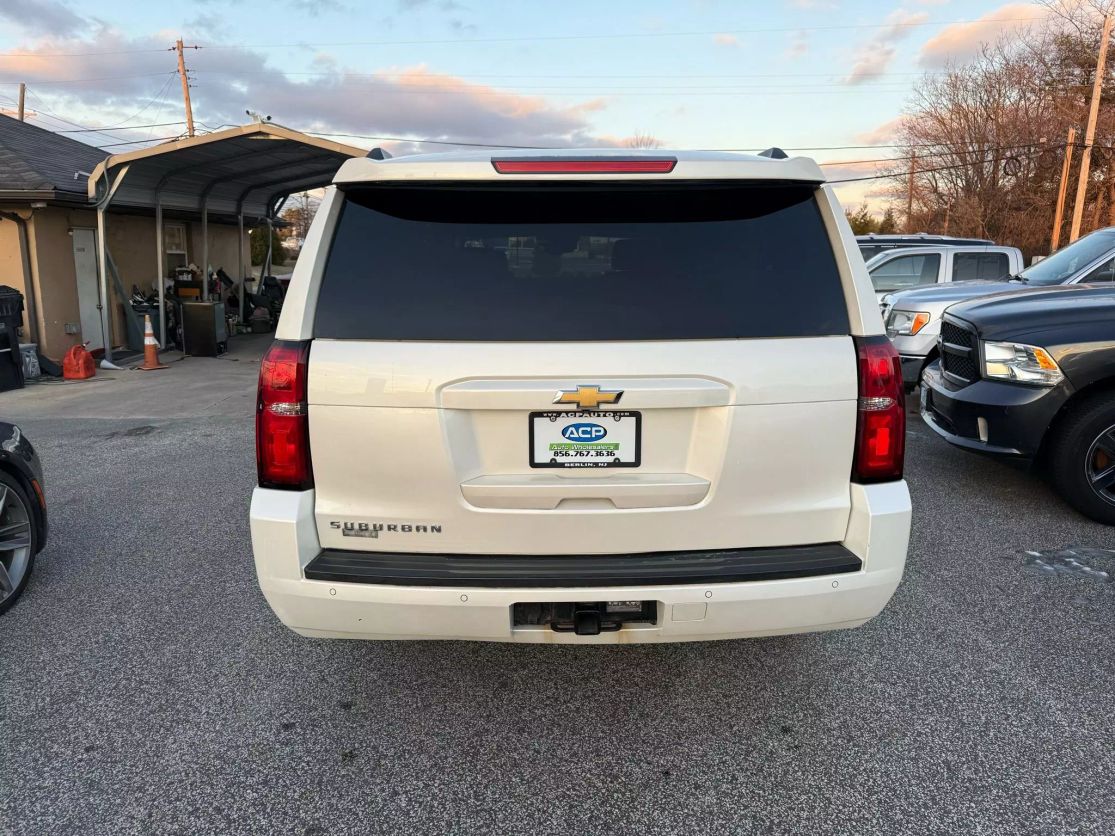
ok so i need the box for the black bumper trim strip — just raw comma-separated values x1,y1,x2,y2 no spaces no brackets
303,544,861,588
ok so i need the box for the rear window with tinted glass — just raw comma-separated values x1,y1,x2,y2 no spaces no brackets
314,184,849,341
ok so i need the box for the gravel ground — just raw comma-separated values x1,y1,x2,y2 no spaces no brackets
2,396,1113,835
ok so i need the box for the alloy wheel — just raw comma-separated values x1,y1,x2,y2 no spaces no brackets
0,483,33,607
1085,422,1115,507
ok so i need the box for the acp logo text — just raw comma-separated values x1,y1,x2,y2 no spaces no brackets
562,422,607,441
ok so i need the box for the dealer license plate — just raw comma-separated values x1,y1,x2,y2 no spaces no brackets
529,411,641,469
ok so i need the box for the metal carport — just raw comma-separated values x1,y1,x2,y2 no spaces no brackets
86,123,365,361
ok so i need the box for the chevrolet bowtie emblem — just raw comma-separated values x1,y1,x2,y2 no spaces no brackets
553,385,623,409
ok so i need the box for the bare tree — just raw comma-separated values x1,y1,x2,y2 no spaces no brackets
623,132,663,149
883,9,1115,257
279,191,319,243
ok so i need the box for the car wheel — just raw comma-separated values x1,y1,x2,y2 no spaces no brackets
0,472,37,614
1048,392,1115,525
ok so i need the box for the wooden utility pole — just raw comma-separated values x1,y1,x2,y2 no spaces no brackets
1051,127,1077,251
175,38,196,138
1070,12,1113,242
16,83,25,121
905,151,917,233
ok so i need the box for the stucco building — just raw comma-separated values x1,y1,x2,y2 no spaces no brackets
0,115,246,359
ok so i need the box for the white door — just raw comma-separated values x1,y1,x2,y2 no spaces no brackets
71,228,103,352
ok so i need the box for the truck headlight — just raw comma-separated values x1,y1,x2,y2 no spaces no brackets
982,341,1064,386
886,310,931,337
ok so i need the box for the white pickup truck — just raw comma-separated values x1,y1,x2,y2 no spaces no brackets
866,245,1025,303
880,229,1115,390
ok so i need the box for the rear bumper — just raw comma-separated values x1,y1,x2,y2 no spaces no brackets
250,482,911,644
304,544,862,586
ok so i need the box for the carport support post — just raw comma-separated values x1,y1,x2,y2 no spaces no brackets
94,164,130,365
96,206,109,361
155,197,166,347
237,212,245,323
201,199,209,301
264,216,274,278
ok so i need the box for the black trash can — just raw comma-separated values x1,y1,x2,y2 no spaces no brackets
0,285,26,392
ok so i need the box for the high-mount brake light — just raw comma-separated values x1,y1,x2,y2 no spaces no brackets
256,340,313,490
852,335,905,482
491,158,677,174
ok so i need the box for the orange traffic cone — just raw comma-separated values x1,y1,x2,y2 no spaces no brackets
137,314,167,371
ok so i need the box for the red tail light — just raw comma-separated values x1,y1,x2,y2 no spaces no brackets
492,158,677,174
256,340,313,490
853,336,905,482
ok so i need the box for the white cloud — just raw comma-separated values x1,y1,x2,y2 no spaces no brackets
0,28,631,151
855,115,909,146
785,30,809,60
845,9,930,84
919,2,1049,66
0,0,83,36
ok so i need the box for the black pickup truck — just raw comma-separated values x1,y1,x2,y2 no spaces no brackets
920,284,1115,524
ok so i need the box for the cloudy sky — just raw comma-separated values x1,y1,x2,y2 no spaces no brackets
0,0,1055,207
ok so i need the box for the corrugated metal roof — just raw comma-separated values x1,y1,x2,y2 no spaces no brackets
88,123,366,220
0,114,108,197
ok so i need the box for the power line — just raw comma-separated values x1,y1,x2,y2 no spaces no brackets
144,78,182,144
815,140,1060,168
191,81,918,97
305,130,551,149
0,16,1046,58
0,73,174,85
201,17,1047,50
0,47,171,59
97,134,183,148
180,72,1100,97
82,74,178,130
826,144,1059,184
52,120,185,134
22,88,139,144
299,132,1067,161
231,70,959,80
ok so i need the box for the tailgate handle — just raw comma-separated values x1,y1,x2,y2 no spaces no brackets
460,473,710,510
440,377,730,410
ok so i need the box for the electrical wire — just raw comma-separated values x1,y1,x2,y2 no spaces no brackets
90,73,178,129
826,144,1060,184
305,130,551,149
5,95,1080,169
0,73,174,85
815,141,1062,168
200,17,1047,50
0,16,1047,58
52,120,186,134
22,88,141,144
96,135,183,148
299,132,1067,163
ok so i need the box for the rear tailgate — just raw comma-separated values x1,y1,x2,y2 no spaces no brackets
306,179,858,555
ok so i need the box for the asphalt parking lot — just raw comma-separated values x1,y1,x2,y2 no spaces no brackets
2,348,1114,836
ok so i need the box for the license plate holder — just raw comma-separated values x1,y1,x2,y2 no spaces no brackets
529,410,641,469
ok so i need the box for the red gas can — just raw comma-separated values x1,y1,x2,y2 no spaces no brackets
62,344,95,380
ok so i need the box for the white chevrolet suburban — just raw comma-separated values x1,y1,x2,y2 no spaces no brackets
249,148,912,644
